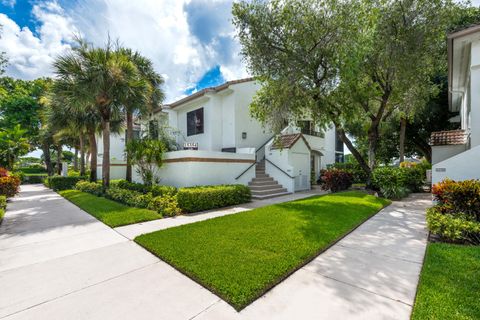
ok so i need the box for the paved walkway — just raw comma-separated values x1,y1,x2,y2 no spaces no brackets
0,185,431,320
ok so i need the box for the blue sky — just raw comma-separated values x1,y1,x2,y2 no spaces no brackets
0,0,247,102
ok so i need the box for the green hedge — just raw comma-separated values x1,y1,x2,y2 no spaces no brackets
105,187,153,209
176,185,251,213
46,176,88,191
0,195,6,222
148,195,181,217
372,166,425,199
75,181,104,196
115,180,177,197
22,174,48,184
427,208,480,244
327,162,369,184
18,166,47,174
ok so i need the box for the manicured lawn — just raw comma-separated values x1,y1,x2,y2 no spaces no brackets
60,190,162,227
135,191,390,310
412,243,480,320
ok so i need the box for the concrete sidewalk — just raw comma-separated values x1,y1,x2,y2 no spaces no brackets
0,185,430,320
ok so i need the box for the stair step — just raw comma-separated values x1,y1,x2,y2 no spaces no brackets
252,192,292,200
251,188,288,196
250,177,276,183
249,184,283,190
255,173,269,178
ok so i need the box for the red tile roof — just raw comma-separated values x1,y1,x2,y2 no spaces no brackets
271,133,311,150
430,130,467,146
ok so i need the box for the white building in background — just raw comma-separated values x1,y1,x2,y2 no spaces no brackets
431,25,480,184
99,78,343,199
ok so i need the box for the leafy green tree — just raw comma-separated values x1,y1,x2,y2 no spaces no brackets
125,138,165,186
0,125,30,169
232,0,454,178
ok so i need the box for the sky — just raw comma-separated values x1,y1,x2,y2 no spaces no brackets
0,0,248,103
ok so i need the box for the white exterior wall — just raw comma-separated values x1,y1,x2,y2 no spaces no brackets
322,125,337,168
132,150,255,187
175,96,212,150
470,40,480,148
97,133,126,162
432,145,480,184
431,145,467,165
264,138,311,192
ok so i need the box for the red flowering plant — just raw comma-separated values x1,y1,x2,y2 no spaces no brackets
0,168,20,198
432,179,480,222
320,169,353,192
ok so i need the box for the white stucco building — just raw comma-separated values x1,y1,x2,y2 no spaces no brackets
431,25,480,184
99,78,343,198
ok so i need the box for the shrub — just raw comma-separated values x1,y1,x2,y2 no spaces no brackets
46,176,87,191
371,166,425,199
75,181,104,196
0,175,20,198
0,195,6,209
105,186,153,208
432,179,480,221
427,207,480,245
320,169,353,192
0,208,4,221
176,184,251,213
0,168,8,177
327,162,368,184
18,166,47,174
148,195,181,217
22,174,47,184
115,179,177,197
151,185,177,197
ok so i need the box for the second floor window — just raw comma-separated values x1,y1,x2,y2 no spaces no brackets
187,108,204,136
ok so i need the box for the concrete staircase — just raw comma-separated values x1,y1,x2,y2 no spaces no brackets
249,160,291,200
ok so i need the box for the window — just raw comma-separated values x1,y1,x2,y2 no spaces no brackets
187,108,204,136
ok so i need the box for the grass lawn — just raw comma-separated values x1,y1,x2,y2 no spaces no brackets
60,190,162,227
135,191,390,310
412,243,480,320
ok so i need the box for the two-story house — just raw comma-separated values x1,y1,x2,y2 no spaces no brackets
431,24,480,184
98,78,343,198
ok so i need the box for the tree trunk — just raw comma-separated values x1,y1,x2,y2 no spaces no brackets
102,119,111,187
74,147,79,171
399,117,407,164
56,145,62,175
126,110,133,182
367,126,379,169
79,133,86,176
42,142,53,176
336,126,371,175
87,128,97,182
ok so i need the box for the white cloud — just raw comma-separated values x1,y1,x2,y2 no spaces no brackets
0,1,76,79
0,0,248,101
1,0,15,8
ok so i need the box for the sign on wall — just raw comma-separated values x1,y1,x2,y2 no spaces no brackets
183,142,198,150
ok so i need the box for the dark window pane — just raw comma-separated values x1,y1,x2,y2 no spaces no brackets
187,108,204,136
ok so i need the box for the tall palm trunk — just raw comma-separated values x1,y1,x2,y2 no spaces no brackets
56,145,62,175
79,133,86,176
101,119,111,187
126,110,133,182
42,142,53,176
74,147,79,171
87,127,97,182
399,117,407,164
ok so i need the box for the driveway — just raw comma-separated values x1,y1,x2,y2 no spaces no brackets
0,185,430,319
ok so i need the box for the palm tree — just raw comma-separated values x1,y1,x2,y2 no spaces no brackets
53,38,145,186
119,48,165,182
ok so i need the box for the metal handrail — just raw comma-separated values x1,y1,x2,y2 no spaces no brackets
235,136,275,180
235,162,256,180
265,158,295,179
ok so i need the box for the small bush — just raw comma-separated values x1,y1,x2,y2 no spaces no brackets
0,195,6,209
372,166,425,199
22,174,47,184
46,176,87,191
176,184,251,213
0,168,8,177
327,162,368,184
0,208,4,221
427,207,480,244
105,186,153,208
0,174,21,198
75,181,104,196
320,169,353,192
115,179,177,197
432,179,480,221
148,195,181,217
